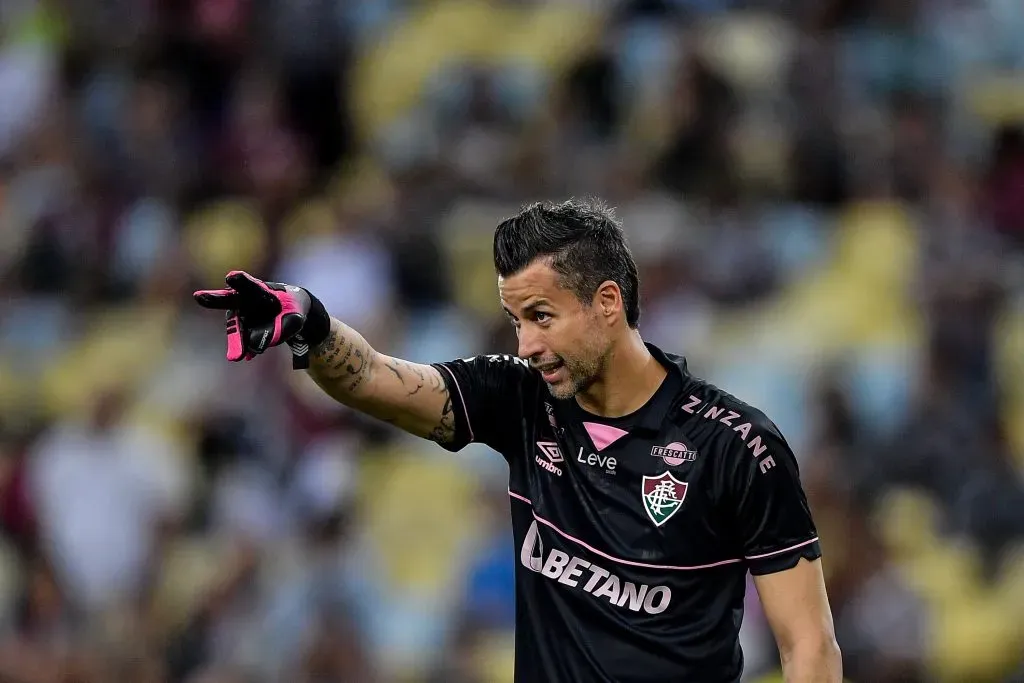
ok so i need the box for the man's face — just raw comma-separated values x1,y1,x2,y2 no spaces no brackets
499,259,611,400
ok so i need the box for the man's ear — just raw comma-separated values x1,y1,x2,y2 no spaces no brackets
594,281,623,324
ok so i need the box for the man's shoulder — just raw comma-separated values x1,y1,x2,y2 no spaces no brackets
458,353,532,369
647,343,778,435
676,371,786,458
685,374,777,427
433,353,541,396
430,353,544,454
436,353,536,379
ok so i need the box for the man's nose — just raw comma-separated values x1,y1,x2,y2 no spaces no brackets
517,326,544,361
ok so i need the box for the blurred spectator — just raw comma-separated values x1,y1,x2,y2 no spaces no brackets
811,476,930,683
27,388,189,614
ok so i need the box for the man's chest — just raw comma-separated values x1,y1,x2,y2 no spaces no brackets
511,401,740,568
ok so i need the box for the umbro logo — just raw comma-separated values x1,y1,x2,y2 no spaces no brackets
536,441,563,462
535,441,563,477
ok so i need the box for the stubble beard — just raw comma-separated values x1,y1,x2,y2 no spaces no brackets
546,346,605,401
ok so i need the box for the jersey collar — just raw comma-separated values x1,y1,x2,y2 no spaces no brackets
636,342,689,433
563,342,689,436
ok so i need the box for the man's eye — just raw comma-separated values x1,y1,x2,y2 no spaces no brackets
535,312,551,322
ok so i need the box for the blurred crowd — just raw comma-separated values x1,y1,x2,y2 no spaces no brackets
1,0,1024,681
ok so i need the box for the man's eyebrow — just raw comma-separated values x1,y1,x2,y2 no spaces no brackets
522,298,552,313
502,299,553,318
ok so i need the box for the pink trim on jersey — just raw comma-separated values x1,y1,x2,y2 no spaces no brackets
583,422,630,451
508,490,532,505
438,364,473,443
744,537,819,560
507,490,744,571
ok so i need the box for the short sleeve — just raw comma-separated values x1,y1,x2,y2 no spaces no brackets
431,354,535,456
724,418,821,575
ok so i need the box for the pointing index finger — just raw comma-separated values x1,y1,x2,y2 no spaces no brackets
193,288,242,310
225,271,279,306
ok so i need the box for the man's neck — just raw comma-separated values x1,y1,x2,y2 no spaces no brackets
575,332,667,418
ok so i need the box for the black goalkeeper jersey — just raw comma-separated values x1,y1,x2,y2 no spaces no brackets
432,343,821,683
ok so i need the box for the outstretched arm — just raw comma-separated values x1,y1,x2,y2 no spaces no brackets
308,318,456,445
194,271,488,449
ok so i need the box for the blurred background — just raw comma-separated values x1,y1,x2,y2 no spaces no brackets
1,0,1024,681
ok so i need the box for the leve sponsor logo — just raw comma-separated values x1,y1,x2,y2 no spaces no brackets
520,521,672,615
576,446,617,474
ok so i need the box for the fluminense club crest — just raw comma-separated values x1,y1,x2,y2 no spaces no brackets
641,472,688,527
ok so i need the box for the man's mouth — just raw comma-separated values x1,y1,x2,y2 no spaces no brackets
534,360,564,381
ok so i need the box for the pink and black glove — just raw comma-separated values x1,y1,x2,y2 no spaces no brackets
193,270,330,369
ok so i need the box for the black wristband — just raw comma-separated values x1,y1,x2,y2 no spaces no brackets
300,289,331,348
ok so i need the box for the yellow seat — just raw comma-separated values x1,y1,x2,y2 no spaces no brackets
351,0,598,141
898,542,984,609
995,309,1024,370
1003,399,1024,468
8,0,67,47
995,544,1024,614
150,537,231,633
0,538,21,621
360,448,481,597
699,13,797,93
279,196,337,250
439,200,515,318
873,489,943,560
834,200,918,284
831,200,921,347
326,156,397,219
497,3,600,69
706,200,922,360
994,310,1024,465
764,271,897,352
474,630,516,683
351,0,508,139
184,199,268,285
0,355,32,416
929,595,1024,682
967,72,1024,126
38,306,177,418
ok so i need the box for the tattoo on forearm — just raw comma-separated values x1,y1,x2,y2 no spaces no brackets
384,358,429,396
382,358,455,442
312,327,455,442
384,360,403,381
428,393,455,443
347,348,371,392
311,328,374,393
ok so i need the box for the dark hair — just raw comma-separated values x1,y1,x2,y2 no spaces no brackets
493,198,641,328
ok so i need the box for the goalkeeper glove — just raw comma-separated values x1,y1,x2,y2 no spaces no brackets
193,270,330,369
